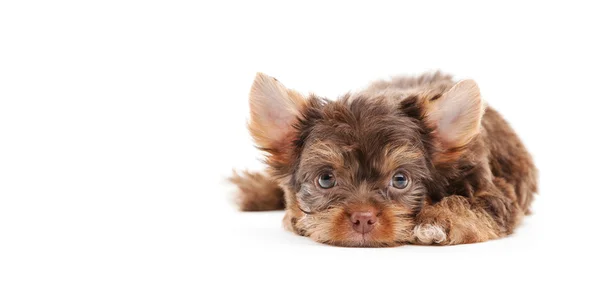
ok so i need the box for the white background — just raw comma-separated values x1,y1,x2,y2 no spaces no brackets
1,1,599,293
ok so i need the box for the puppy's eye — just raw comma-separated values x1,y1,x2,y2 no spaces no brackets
391,172,409,189
317,173,336,189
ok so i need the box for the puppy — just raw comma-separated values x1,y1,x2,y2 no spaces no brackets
230,72,537,247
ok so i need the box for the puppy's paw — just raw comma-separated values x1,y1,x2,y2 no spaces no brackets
413,224,447,245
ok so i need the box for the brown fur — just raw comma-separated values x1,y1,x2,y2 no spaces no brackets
229,170,284,211
231,71,538,247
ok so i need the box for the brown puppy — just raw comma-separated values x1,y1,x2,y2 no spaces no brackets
230,72,537,247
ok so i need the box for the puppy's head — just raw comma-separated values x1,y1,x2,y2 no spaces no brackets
248,72,483,247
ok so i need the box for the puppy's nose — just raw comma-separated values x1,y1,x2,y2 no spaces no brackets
350,211,378,234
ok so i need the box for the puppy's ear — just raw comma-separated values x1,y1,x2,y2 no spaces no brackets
421,80,484,161
427,80,484,148
248,73,306,163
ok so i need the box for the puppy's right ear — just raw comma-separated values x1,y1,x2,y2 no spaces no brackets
248,73,306,164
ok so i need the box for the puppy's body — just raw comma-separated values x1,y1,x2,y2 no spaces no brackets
232,72,537,247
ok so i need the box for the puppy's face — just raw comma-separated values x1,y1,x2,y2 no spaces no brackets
247,73,483,247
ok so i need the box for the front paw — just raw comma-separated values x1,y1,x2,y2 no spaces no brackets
411,196,467,245
413,223,447,245
283,209,307,236
412,195,499,245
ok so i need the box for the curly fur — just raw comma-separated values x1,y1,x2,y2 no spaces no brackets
229,170,284,211
231,71,538,247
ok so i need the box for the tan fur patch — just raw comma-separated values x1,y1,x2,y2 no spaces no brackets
414,196,500,245
414,224,447,244
294,203,414,247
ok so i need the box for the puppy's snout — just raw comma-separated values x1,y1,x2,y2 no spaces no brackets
350,211,378,234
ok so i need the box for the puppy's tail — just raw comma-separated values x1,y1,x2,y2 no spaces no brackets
228,170,285,211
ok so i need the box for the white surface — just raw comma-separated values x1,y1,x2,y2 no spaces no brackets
1,1,599,293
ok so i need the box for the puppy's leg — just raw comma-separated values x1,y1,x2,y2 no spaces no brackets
229,170,285,211
413,178,523,245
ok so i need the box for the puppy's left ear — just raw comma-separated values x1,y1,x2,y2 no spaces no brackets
424,79,484,152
